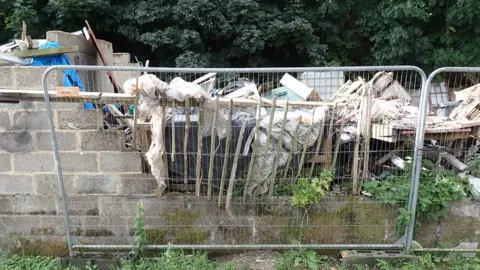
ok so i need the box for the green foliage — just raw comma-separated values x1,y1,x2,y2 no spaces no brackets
133,202,147,259
1,252,480,270
120,248,218,270
363,157,472,234
2,0,480,70
275,249,327,270
0,255,74,270
292,169,333,209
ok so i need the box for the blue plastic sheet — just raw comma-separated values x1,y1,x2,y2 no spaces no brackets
29,42,94,109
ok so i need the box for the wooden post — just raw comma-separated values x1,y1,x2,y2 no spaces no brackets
283,117,303,181
226,123,247,214
269,102,289,196
296,108,316,179
184,99,191,186
218,100,233,207
309,110,327,178
243,101,262,201
195,101,205,197
171,100,176,162
207,97,220,200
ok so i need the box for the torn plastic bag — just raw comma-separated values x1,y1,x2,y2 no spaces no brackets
215,78,252,96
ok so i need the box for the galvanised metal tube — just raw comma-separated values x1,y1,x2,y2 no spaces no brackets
73,244,404,251
405,67,480,253
0,53,31,65
41,68,75,257
43,65,426,74
414,248,480,253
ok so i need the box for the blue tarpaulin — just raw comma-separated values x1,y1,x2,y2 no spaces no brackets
29,42,94,109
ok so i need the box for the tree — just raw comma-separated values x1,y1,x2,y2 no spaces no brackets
0,0,479,71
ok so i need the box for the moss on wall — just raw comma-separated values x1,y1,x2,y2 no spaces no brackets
6,237,68,257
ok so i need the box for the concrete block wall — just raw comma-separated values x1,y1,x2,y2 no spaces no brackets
47,31,115,93
46,31,142,94
0,66,154,251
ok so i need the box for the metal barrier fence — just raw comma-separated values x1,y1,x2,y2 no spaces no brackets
409,67,480,253
39,65,427,257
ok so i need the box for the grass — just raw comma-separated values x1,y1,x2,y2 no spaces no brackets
2,249,480,270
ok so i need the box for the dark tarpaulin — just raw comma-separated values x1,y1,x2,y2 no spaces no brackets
164,118,255,189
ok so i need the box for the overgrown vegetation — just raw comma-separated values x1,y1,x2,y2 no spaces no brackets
292,168,334,209
363,157,472,236
2,251,480,269
2,0,480,71
275,248,327,270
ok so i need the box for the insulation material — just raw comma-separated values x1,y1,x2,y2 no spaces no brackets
246,106,329,196
123,74,228,195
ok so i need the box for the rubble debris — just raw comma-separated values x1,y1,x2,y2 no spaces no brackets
279,73,314,100
440,152,469,171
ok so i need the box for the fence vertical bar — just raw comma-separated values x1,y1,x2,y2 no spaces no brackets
404,68,428,252
42,67,74,257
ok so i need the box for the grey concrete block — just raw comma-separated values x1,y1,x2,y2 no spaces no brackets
0,174,33,194
56,195,99,216
0,131,34,152
13,66,62,90
100,152,142,173
75,175,117,194
59,153,98,173
79,131,125,151
37,216,63,236
113,53,131,65
12,110,49,130
118,174,156,194
36,131,76,151
13,152,54,172
82,216,129,237
0,111,11,131
98,195,138,217
46,31,97,56
33,174,75,195
8,195,57,214
0,216,41,236
112,64,141,90
0,67,14,89
0,101,36,110
0,154,11,172
56,109,102,130
33,101,82,110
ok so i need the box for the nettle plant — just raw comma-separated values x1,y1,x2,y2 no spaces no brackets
363,157,472,235
292,168,334,210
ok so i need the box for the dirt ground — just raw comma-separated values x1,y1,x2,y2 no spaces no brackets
215,250,281,270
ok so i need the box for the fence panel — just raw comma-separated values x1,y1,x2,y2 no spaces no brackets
410,67,480,254
38,65,426,256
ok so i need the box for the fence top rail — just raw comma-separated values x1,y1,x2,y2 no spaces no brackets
41,65,427,75
0,89,337,108
427,67,480,83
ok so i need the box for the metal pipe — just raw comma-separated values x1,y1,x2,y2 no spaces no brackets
403,69,427,253
41,69,75,257
0,53,31,66
43,65,427,74
414,248,480,253
405,67,480,253
73,244,404,251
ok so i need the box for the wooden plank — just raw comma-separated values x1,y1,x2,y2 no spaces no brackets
3,46,78,58
440,151,469,171
85,20,121,93
375,142,407,165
